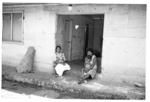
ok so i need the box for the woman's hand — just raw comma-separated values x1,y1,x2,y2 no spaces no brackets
58,61,66,65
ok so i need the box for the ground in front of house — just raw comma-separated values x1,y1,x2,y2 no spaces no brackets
2,79,74,99
2,61,145,99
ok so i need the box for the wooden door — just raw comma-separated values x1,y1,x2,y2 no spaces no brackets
63,20,72,61
71,25,86,60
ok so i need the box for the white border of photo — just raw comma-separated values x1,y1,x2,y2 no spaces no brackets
0,0,149,102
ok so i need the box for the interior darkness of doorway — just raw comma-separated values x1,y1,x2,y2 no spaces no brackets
56,14,104,73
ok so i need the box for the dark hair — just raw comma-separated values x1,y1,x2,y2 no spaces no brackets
86,48,93,54
55,45,61,52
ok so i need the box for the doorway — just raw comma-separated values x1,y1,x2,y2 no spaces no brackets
56,14,104,73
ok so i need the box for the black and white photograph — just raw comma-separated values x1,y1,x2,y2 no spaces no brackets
1,0,148,101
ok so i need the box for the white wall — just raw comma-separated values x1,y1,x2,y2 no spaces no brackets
102,5,146,78
2,6,56,73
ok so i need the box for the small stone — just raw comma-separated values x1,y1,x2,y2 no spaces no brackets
134,82,144,88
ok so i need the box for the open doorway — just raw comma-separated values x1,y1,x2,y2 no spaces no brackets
56,14,104,73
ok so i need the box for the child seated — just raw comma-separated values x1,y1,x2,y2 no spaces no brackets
83,55,92,73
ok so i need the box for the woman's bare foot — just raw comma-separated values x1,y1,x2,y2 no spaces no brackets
78,79,87,84
57,76,64,79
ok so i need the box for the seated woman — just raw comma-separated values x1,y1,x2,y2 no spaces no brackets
78,49,97,84
54,46,71,77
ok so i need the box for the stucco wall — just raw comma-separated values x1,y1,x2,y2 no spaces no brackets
2,6,56,73
102,5,146,78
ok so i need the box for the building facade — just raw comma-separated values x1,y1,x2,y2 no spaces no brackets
2,4,146,81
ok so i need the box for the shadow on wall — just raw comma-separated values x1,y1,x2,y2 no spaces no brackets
93,49,102,74
93,49,101,58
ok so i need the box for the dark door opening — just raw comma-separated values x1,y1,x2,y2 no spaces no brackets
56,14,104,73
84,24,89,58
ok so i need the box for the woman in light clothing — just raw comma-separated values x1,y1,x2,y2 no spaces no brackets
78,49,97,84
54,46,71,77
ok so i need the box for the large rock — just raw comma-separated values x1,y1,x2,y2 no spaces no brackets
16,47,35,73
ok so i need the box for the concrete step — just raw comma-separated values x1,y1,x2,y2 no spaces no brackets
2,65,145,99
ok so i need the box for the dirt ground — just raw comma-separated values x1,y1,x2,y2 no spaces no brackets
2,79,73,99
2,62,145,99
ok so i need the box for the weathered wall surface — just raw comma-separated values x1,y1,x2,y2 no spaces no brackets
102,5,146,79
2,6,56,73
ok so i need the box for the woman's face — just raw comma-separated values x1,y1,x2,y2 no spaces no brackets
87,51,92,56
56,47,61,53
